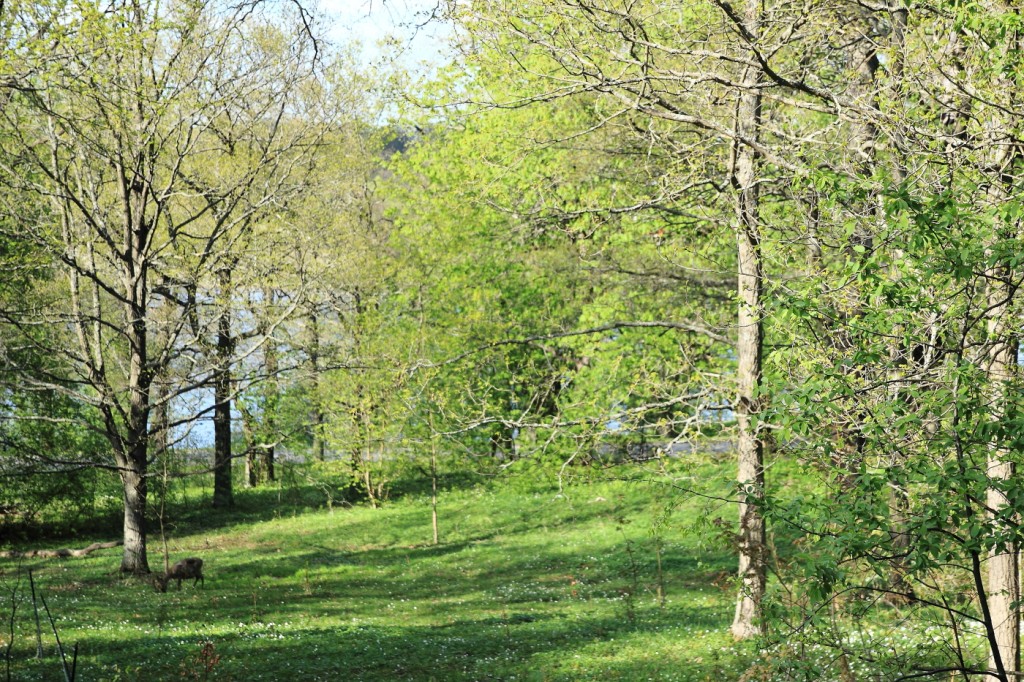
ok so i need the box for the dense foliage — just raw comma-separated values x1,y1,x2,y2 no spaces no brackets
1,0,1024,679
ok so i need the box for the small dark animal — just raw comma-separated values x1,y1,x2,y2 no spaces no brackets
154,557,204,593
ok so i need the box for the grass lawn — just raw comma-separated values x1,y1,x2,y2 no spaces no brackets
1,464,762,681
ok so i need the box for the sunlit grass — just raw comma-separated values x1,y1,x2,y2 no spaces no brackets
1,464,760,681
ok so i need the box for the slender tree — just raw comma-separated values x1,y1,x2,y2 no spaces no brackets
729,0,766,639
0,0,328,572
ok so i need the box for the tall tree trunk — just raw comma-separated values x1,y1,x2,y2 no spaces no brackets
264,441,276,482
236,379,258,487
262,315,278,481
121,198,152,573
430,435,439,545
245,453,258,487
120,386,152,573
120,446,150,574
361,409,377,509
308,311,325,462
213,266,234,508
885,1,915,602
986,177,1019,679
730,0,766,640
151,384,169,464
983,15,1021,669
987,268,1019,677
151,379,171,547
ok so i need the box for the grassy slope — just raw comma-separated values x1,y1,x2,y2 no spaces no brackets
1,466,760,681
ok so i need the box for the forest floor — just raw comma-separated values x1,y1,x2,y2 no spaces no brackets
0,459,775,681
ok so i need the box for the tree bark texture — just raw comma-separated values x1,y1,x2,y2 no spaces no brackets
987,247,1019,677
730,0,766,640
120,458,150,574
262,317,278,482
213,266,234,508
982,33,1021,664
308,311,325,462
119,154,154,573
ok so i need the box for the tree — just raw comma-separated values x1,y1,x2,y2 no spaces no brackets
0,0,328,572
729,0,767,639
431,0,1024,658
435,0,790,636
752,1,1024,676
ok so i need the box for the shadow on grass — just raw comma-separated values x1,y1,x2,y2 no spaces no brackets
162,531,737,630
2,481,747,681
10,604,741,682
3,457,702,558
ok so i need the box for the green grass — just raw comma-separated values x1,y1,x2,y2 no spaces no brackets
1,464,762,681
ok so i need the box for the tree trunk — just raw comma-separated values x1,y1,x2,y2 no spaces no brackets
988,459,1019,678
987,234,1019,677
151,386,169,463
213,266,234,508
238,396,265,487
361,409,377,509
246,455,257,488
122,209,152,573
429,412,440,545
983,26,1021,663
732,223,766,639
263,314,278,481
119,454,150,574
730,0,766,639
308,311,325,462
263,444,276,482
